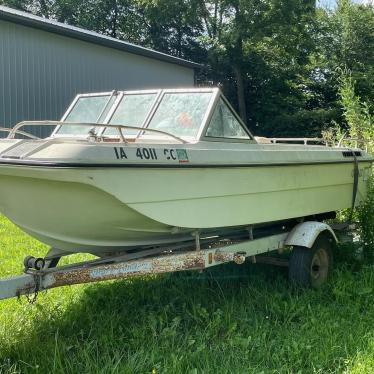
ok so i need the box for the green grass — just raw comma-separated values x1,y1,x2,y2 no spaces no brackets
1,215,374,373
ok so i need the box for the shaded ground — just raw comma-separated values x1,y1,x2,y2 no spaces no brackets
0,216,374,373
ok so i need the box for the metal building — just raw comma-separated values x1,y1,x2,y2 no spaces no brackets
0,6,199,137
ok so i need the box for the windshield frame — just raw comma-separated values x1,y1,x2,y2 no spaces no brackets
200,92,255,143
51,88,255,143
52,91,116,138
100,89,162,138
135,87,218,143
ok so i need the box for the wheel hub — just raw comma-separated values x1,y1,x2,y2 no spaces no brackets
310,248,329,285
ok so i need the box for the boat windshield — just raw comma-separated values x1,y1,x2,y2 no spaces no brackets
145,92,212,139
58,95,116,135
54,89,252,142
106,93,158,136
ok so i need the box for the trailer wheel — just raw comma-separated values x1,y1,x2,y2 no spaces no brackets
288,235,333,288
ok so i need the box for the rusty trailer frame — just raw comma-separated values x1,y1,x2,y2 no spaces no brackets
0,221,339,301
0,232,288,301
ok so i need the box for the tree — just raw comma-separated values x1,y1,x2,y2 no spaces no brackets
1,0,373,138
307,1,374,134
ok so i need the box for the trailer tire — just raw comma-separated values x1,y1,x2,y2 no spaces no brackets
288,235,333,288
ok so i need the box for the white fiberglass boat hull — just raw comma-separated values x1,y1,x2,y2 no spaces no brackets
0,142,371,254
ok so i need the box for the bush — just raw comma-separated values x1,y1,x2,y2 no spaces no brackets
357,176,374,261
323,71,374,261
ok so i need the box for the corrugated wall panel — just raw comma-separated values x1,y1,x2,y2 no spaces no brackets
0,19,195,138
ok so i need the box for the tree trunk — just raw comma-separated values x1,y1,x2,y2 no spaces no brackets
234,65,247,124
233,4,247,125
111,0,118,38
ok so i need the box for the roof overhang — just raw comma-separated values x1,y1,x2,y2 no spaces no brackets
0,5,202,70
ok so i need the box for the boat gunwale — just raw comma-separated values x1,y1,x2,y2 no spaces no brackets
0,158,371,169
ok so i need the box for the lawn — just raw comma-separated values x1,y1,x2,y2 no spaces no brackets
1,215,374,374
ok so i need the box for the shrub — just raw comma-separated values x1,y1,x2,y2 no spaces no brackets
357,176,374,261
338,71,374,260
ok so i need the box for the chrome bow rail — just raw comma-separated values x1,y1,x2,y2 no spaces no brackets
0,126,40,140
3,121,188,144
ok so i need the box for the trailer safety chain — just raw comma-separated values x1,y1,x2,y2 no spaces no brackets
25,272,41,304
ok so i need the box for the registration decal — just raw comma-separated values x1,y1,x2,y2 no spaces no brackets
176,149,189,163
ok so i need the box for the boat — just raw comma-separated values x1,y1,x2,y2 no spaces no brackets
0,88,372,256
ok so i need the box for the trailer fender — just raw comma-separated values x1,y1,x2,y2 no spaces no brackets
285,222,338,249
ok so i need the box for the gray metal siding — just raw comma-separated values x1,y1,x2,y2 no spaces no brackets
0,20,195,138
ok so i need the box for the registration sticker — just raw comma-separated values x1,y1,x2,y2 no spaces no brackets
176,149,189,163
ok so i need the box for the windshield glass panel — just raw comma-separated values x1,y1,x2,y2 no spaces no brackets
105,93,157,136
205,98,250,140
58,95,111,135
146,92,212,138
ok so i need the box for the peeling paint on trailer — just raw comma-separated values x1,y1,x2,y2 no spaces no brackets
214,252,246,265
90,263,152,278
46,252,206,288
0,231,294,301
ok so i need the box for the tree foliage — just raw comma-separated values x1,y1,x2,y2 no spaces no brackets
339,72,373,148
0,0,373,137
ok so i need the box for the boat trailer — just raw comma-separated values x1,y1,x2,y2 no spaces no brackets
0,221,342,301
